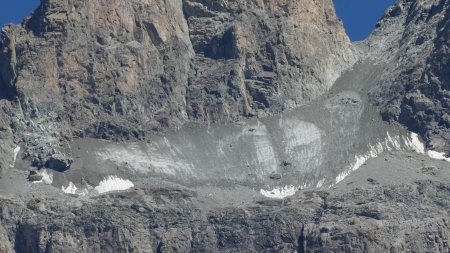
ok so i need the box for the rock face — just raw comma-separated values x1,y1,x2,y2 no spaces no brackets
0,0,194,140
366,0,450,153
183,0,354,122
0,0,353,140
0,0,355,175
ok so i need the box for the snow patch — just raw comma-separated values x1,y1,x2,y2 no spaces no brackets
10,146,20,168
404,132,449,162
61,182,92,196
427,150,450,162
33,170,53,185
260,185,298,199
94,176,134,194
316,178,326,188
260,180,322,199
404,132,425,154
61,176,133,196
62,182,78,194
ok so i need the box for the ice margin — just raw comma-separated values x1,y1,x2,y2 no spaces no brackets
260,132,447,199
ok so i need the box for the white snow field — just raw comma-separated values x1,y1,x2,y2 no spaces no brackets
427,150,450,162
94,176,134,194
11,146,20,168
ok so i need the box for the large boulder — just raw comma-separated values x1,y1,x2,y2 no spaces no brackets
46,154,73,172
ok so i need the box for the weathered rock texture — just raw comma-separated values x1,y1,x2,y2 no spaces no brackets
183,0,354,122
366,0,450,153
1,0,194,139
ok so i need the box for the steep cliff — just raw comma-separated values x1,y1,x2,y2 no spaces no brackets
183,0,354,121
0,0,194,138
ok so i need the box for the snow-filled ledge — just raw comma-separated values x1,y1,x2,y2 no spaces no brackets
94,176,134,194
335,132,426,185
260,179,325,199
260,185,298,199
427,150,450,162
61,176,134,196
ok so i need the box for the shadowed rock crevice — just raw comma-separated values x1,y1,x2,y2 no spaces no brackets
14,223,40,253
0,32,18,101
298,225,306,253
204,27,239,59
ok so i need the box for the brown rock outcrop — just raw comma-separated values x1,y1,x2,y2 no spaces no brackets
0,0,353,141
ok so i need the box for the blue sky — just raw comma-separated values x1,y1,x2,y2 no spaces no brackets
0,0,396,41
0,0,40,28
333,0,397,41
